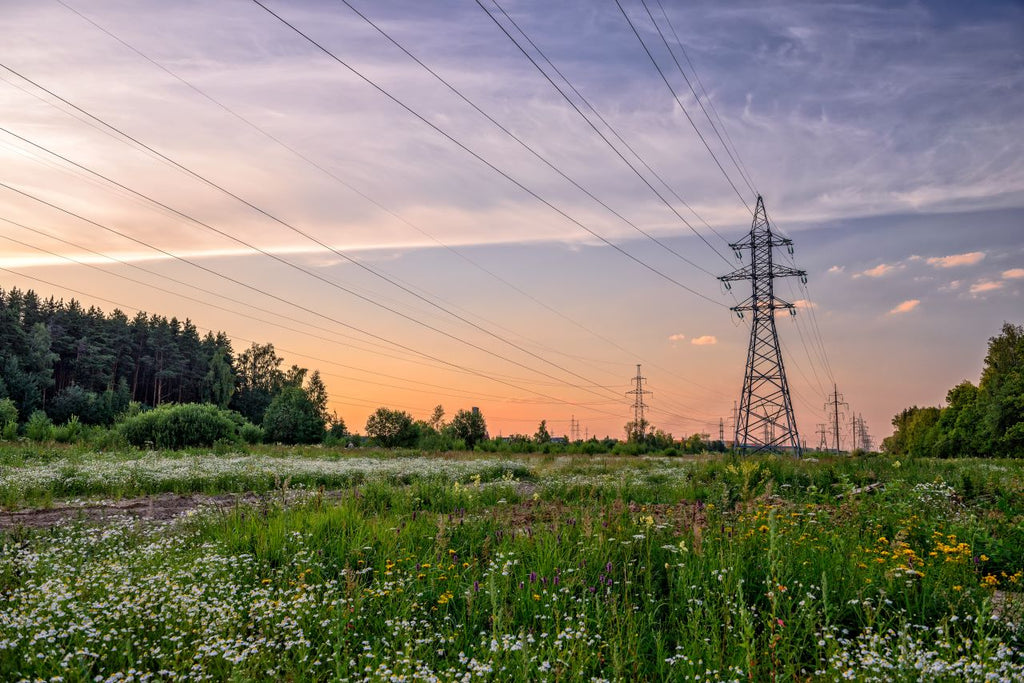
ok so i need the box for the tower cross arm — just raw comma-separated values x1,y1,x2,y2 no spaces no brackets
718,266,753,282
771,265,807,279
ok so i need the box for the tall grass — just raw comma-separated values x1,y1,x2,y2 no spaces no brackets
1,454,1022,680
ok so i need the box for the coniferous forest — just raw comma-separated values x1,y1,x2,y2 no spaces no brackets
0,286,330,443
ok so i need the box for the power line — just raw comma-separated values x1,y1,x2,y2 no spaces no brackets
340,0,719,278
247,2,727,308
646,0,759,197
613,0,752,214
53,0,734,405
478,0,736,267
0,76,634,406
0,181,625,417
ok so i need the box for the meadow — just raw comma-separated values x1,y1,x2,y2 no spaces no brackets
1,446,1023,681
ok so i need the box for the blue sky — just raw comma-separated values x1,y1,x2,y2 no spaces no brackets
1,0,1021,443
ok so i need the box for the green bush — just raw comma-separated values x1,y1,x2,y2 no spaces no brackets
53,415,84,444
0,398,18,432
240,422,265,445
25,410,54,442
262,387,325,444
117,403,243,449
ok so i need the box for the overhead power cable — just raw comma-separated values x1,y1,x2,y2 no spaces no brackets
248,1,726,307
0,121,631,407
339,0,715,278
0,72,632,405
52,0,730,402
0,180,624,417
613,0,752,214
640,0,757,200
652,0,759,196
478,0,735,267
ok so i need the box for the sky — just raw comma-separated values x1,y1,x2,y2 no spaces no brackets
1,0,1022,446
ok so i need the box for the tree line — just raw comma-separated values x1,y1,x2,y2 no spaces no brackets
0,287,331,444
882,322,1023,458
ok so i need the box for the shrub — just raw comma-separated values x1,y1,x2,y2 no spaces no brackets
262,387,325,444
54,415,85,444
117,403,241,449
26,410,54,442
240,422,265,445
0,397,18,431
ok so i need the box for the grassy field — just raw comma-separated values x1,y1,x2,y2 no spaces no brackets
1,447,1023,681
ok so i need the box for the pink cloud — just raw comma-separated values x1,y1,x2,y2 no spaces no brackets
888,299,920,315
970,280,1004,294
827,265,844,274
690,335,717,346
668,333,686,342
792,299,816,309
926,252,985,268
860,263,896,278
1003,268,1024,279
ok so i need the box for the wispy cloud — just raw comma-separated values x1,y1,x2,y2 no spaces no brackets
1003,268,1024,279
926,252,985,268
792,299,816,309
691,335,717,346
858,263,897,278
970,280,1004,294
889,299,920,315
827,265,844,274
668,333,686,342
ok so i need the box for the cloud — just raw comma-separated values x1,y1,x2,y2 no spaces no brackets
827,265,844,274
668,333,686,342
1003,268,1024,279
858,263,897,278
690,335,718,345
970,280,1004,294
888,299,920,315
792,299,816,309
926,252,986,268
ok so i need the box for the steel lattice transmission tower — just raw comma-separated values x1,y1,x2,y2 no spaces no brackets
625,364,651,440
719,196,806,455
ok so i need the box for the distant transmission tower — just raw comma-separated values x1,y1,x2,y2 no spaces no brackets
855,413,872,452
569,415,580,442
824,384,848,453
719,196,806,455
815,423,828,452
625,364,651,440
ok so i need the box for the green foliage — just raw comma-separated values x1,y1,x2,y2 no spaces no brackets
239,422,265,445
262,386,325,445
449,408,488,449
0,397,17,430
202,347,235,409
534,419,551,444
885,322,1024,457
25,409,53,442
230,342,284,425
3,454,1022,681
53,415,85,444
365,407,417,448
117,403,244,449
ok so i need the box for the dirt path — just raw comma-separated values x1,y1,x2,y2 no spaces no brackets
0,491,290,530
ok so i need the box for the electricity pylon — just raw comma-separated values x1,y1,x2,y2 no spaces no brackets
719,195,806,455
825,384,848,453
625,364,651,441
816,423,828,452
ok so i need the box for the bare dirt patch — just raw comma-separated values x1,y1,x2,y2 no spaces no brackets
0,491,291,530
